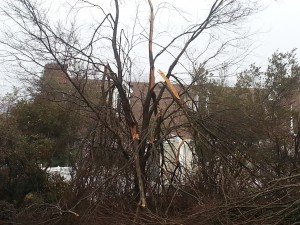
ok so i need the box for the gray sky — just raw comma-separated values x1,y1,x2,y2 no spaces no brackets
166,0,300,69
0,0,299,95
246,0,300,68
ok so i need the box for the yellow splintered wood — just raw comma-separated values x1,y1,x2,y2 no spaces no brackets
158,70,180,100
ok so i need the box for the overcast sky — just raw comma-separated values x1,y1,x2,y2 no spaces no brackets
0,0,299,95
246,0,300,67
166,0,300,69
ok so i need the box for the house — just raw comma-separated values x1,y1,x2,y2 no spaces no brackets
41,63,196,175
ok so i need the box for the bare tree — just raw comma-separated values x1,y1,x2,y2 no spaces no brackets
0,0,259,223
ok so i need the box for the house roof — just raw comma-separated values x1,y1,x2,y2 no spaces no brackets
42,63,190,137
